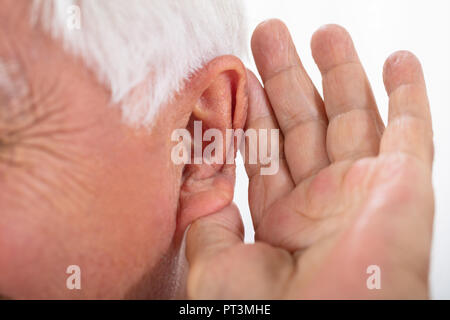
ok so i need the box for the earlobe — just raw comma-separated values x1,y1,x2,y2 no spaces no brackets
176,55,248,233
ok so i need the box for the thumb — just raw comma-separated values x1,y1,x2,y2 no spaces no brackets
185,203,244,297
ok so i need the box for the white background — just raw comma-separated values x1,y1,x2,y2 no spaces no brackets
233,0,450,299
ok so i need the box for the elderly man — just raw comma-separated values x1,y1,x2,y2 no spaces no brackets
0,0,434,299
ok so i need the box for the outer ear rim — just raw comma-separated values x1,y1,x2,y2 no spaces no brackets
186,55,248,129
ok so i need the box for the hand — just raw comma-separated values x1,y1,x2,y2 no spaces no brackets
185,21,434,299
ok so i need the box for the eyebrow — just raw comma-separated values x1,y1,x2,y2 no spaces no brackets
0,293,11,300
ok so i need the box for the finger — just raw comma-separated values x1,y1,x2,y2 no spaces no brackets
255,160,353,252
186,203,243,272
380,51,433,166
185,203,244,298
311,24,384,162
251,19,330,185
244,70,294,228
186,203,295,299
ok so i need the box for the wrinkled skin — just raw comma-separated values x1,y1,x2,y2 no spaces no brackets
0,0,249,299
0,1,434,299
186,21,434,299
0,1,182,299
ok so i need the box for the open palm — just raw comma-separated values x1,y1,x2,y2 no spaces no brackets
186,21,434,299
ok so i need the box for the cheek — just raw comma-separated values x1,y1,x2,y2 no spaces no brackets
0,23,181,297
92,127,179,253
81,135,180,298
0,155,179,299
0,121,179,298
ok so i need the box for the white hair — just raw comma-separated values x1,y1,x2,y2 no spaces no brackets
31,0,247,127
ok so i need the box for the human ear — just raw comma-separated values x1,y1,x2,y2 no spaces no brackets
173,55,247,232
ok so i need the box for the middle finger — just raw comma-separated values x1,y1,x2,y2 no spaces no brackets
251,19,330,185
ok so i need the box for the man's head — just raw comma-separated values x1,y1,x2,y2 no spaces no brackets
0,0,248,298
